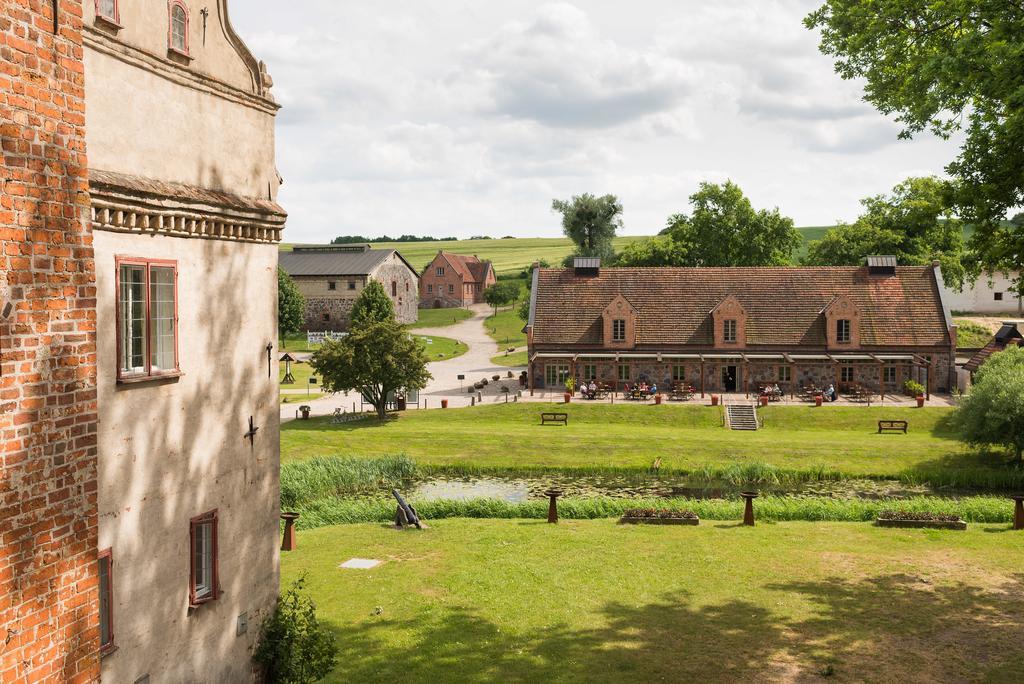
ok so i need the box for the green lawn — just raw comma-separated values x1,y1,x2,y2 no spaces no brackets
490,350,528,367
285,519,1024,683
485,308,527,348
279,360,318,387
409,307,473,329
414,334,468,361
954,319,995,348
281,392,324,404
279,403,1003,479
280,333,319,354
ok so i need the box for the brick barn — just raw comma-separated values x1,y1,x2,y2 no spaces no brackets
525,258,957,398
419,251,497,308
279,244,419,330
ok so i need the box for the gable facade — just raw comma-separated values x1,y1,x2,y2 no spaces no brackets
419,251,497,308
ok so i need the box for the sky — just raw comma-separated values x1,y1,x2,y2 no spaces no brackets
231,0,963,243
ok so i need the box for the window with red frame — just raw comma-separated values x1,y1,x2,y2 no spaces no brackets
169,2,188,53
96,0,118,22
189,511,218,606
117,259,178,380
98,549,114,654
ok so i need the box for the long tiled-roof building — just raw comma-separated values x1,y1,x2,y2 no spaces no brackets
525,258,957,397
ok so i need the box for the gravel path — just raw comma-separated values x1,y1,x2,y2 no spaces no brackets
280,305,528,423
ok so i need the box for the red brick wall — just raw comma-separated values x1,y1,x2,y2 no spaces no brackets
1,1,100,682
419,253,470,308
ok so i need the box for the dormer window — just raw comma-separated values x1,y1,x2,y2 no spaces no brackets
836,319,851,344
169,2,189,55
723,320,737,343
612,319,626,342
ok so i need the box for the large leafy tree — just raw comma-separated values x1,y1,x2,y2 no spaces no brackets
805,1,1024,296
278,267,305,341
954,346,1024,464
617,181,800,267
349,280,395,327
310,320,431,421
804,177,967,288
551,193,623,262
482,281,521,317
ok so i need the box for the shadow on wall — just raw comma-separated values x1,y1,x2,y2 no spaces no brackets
321,573,1024,682
99,225,279,678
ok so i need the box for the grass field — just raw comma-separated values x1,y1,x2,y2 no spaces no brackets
490,350,528,367
282,227,839,276
284,519,1024,683
416,335,468,361
485,308,527,348
954,319,996,348
279,403,1010,480
409,307,473,329
281,392,324,404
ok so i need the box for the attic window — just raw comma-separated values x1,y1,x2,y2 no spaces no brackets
612,319,626,342
836,319,851,344
573,257,601,278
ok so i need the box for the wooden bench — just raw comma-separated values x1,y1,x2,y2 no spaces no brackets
878,420,908,434
540,412,568,426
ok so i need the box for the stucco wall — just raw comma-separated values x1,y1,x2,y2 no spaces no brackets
942,272,1022,314
93,231,280,683
84,46,277,201
373,255,419,324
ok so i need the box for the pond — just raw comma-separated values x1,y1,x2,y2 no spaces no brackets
390,473,972,503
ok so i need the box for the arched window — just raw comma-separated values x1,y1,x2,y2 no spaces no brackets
96,0,119,23
168,2,189,54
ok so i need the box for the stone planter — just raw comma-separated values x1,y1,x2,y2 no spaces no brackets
875,518,967,530
492,375,501,381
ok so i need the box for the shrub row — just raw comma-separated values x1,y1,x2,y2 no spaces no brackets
291,494,1016,530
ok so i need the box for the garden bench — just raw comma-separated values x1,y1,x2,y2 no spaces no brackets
877,420,908,434
540,412,568,426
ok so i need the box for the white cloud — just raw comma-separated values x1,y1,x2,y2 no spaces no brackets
230,0,963,242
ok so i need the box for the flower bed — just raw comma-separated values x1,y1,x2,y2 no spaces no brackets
620,508,700,526
875,510,967,530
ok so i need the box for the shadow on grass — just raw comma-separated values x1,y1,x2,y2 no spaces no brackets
321,574,1024,682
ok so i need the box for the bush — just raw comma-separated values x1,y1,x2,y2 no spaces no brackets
254,575,337,683
903,379,925,396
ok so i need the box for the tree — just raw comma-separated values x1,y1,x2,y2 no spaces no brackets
254,575,338,684
278,267,305,342
616,181,800,267
803,177,967,288
804,1,1024,297
310,320,431,421
551,193,623,262
483,281,517,317
954,346,1024,464
349,280,395,327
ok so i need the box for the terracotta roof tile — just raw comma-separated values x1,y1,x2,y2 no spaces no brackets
532,266,951,348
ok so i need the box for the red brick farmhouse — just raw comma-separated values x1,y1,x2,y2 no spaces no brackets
525,258,958,398
419,251,497,308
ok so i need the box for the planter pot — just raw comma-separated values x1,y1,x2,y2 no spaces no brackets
759,396,769,407
875,518,967,530
815,395,823,407
654,394,663,405
711,394,719,406
441,399,449,409
564,393,572,404
620,515,700,526
299,405,311,420
916,395,925,408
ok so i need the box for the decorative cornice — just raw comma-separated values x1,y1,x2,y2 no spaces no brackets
83,24,279,116
89,169,285,244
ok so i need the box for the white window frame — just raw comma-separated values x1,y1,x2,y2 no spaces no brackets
723,319,737,343
837,319,852,344
612,319,626,342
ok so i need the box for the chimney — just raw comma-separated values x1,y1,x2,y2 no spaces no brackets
573,257,601,278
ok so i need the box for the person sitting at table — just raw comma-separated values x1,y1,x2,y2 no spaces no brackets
824,383,836,402
588,380,597,395
649,382,658,395
772,383,781,397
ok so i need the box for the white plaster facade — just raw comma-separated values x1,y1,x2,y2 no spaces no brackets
942,271,1022,314
84,1,283,680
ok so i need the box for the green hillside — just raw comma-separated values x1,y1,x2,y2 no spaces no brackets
280,228,838,274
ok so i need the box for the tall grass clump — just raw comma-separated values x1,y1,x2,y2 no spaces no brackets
291,494,1014,529
280,455,418,509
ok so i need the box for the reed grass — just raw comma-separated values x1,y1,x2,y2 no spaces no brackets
291,494,1015,530
280,455,419,509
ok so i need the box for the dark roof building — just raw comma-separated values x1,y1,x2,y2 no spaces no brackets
964,321,1023,373
526,259,956,397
